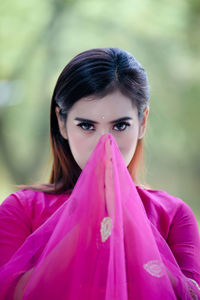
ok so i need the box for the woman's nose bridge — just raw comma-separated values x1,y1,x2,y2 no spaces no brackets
99,126,111,136
95,126,111,144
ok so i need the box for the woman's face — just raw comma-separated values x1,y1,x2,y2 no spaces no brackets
56,90,148,170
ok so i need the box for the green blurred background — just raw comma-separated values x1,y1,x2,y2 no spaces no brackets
0,0,199,224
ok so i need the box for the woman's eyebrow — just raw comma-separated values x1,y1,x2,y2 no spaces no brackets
74,117,133,124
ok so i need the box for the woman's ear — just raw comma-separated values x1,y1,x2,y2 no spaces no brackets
55,107,68,140
138,107,149,139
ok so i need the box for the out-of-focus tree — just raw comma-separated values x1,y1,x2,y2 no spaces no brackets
0,0,199,220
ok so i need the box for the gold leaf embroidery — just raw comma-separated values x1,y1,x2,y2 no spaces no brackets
143,260,164,278
100,217,112,242
189,278,200,291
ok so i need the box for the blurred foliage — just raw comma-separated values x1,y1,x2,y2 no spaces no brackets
0,0,199,222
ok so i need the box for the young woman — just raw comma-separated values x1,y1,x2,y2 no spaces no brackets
0,48,199,299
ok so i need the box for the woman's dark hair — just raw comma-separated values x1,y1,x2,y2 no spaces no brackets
26,48,150,193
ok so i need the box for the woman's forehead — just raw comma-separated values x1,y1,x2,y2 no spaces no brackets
68,91,138,118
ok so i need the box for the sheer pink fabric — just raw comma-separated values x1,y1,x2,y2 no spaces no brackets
0,133,199,299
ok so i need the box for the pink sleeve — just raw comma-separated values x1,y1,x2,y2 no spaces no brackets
167,201,200,285
0,192,32,267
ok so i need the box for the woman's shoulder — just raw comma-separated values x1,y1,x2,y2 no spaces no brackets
136,185,197,237
0,189,71,231
136,184,190,213
1,188,71,206
1,189,54,209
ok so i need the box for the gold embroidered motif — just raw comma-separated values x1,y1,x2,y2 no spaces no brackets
188,287,199,300
143,260,164,278
189,278,200,291
100,217,112,242
188,278,200,299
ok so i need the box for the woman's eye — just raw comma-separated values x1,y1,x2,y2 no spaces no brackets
77,122,94,131
113,122,130,131
77,121,130,132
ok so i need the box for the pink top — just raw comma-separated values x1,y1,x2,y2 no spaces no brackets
0,187,199,284
0,134,200,299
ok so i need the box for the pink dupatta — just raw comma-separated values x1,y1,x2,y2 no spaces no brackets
0,133,199,299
